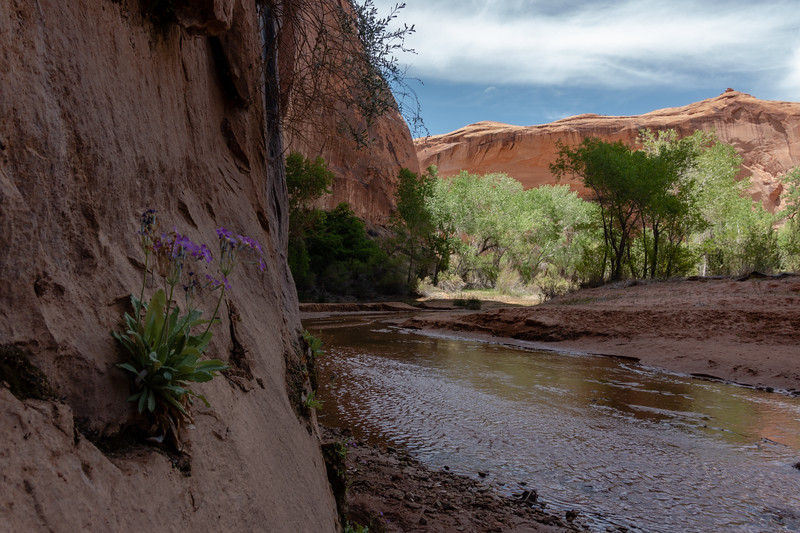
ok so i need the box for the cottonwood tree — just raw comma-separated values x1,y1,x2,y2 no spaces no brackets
687,133,779,275
777,166,800,271
551,138,643,281
426,172,599,289
430,172,524,286
636,129,704,278
512,184,600,283
390,167,450,285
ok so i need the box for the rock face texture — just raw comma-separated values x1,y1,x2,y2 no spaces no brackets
416,90,800,211
0,1,337,531
277,0,420,223
288,108,420,223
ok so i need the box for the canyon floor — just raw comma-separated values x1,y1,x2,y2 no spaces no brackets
322,427,585,533
309,274,800,532
401,274,800,394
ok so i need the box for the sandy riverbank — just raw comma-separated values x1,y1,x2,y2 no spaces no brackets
308,275,800,531
321,427,587,533
401,274,800,394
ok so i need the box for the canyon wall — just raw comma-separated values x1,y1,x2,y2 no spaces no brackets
277,0,420,223
287,107,419,224
416,90,800,211
0,0,338,531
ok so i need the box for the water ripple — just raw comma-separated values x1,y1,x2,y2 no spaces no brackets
311,317,800,533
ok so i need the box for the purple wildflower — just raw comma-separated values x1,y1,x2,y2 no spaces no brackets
216,227,236,244
138,209,158,252
199,244,213,263
215,227,266,276
237,234,264,255
205,274,231,291
174,232,213,263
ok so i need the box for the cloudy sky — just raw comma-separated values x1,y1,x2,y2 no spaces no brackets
373,0,800,136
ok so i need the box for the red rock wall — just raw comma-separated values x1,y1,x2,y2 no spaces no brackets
416,90,800,212
288,107,420,224
0,0,337,530
278,0,420,224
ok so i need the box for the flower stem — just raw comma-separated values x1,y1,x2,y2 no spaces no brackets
158,281,176,349
137,251,150,324
203,286,226,339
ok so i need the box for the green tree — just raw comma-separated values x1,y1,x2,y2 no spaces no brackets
689,134,779,275
508,185,599,283
636,129,704,278
286,151,335,214
777,166,800,271
430,171,523,286
427,171,600,289
390,166,448,285
285,152,335,287
551,138,643,281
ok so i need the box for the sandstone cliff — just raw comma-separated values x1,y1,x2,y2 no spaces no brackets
416,90,800,211
288,108,420,223
0,1,337,531
277,0,420,223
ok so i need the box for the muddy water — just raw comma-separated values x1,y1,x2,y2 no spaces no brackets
307,314,800,533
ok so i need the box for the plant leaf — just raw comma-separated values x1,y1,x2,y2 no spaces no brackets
127,391,142,402
161,391,189,415
146,389,155,412
117,362,140,374
193,392,211,408
143,289,166,343
137,387,149,413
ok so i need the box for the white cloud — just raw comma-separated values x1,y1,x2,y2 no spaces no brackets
776,46,800,98
376,0,800,91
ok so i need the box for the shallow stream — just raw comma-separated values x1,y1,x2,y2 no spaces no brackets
307,313,800,532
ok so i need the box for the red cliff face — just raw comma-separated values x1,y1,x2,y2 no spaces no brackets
0,1,337,530
278,0,420,223
287,107,420,224
416,90,800,211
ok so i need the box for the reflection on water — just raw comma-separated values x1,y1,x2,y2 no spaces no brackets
308,314,800,533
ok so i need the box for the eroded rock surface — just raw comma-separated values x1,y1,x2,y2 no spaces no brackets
416,90,800,211
0,0,337,530
278,0,420,223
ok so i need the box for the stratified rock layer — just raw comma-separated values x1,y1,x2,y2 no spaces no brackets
0,1,337,531
416,90,800,211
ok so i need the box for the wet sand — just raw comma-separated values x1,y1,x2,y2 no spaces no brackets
321,427,585,533
402,275,800,394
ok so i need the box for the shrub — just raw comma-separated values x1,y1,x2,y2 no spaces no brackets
294,203,406,300
437,271,465,293
537,268,572,301
414,276,437,298
454,297,481,310
495,265,522,295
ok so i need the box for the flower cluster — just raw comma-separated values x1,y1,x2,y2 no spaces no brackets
216,227,266,276
151,230,213,286
134,210,264,300
115,209,269,441
205,273,231,291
